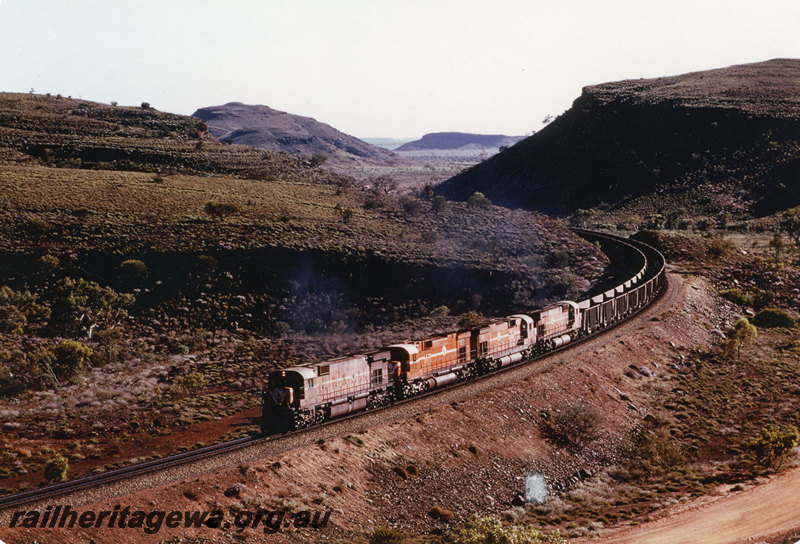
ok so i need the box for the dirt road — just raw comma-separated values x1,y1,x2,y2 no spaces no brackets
591,468,800,544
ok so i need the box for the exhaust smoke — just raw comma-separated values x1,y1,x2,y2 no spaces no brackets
525,472,548,504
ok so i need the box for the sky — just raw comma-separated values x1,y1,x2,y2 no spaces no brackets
0,0,799,138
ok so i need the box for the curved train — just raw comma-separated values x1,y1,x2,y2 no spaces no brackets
262,230,666,434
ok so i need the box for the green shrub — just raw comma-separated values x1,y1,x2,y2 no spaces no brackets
44,453,69,483
51,340,92,378
118,259,148,285
447,514,563,544
724,318,757,358
467,191,491,209
753,308,796,328
369,526,405,544
177,371,206,390
38,254,61,271
430,305,450,317
0,286,50,334
744,424,799,468
720,288,753,307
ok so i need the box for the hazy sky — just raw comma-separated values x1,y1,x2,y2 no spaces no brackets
1,0,799,137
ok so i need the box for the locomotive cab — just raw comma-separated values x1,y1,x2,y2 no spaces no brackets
388,344,419,378
262,367,315,434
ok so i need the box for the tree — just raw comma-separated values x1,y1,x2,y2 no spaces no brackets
44,453,69,483
370,175,397,195
725,317,757,358
744,424,799,468
780,207,800,247
51,278,134,339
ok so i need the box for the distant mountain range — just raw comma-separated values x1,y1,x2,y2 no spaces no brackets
192,102,408,178
395,132,525,152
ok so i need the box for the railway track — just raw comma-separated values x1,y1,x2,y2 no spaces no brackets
0,229,666,511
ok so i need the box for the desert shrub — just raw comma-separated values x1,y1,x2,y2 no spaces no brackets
634,427,684,469
20,218,51,238
369,526,405,544
724,317,757,358
118,259,148,286
445,514,563,544
140,102,151,110
467,191,491,209
643,214,665,230
752,290,777,311
707,237,737,258
677,218,693,230
363,192,386,209
779,207,800,246
753,308,796,328
0,286,50,334
177,371,207,390
51,278,134,339
309,153,327,167
720,288,753,307
744,424,799,468
695,217,716,232
540,404,599,451
457,311,484,330
0,304,27,335
431,195,447,213
44,453,69,483
429,505,455,522
336,205,354,224
430,305,450,317
51,340,92,378
0,356,25,396
204,201,239,221
38,254,61,271
399,196,423,216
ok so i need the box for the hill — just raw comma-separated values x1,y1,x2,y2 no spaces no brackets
436,59,800,219
0,92,609,494
395,132,525,152
192,102,411,179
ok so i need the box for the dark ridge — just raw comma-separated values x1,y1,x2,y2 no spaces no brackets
435,59,800,218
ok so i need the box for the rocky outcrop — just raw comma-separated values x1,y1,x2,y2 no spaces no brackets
436,59,800,217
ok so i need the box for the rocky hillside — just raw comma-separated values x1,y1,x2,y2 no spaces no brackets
436,59,800,218
193,102,411,179
395,132,525,152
